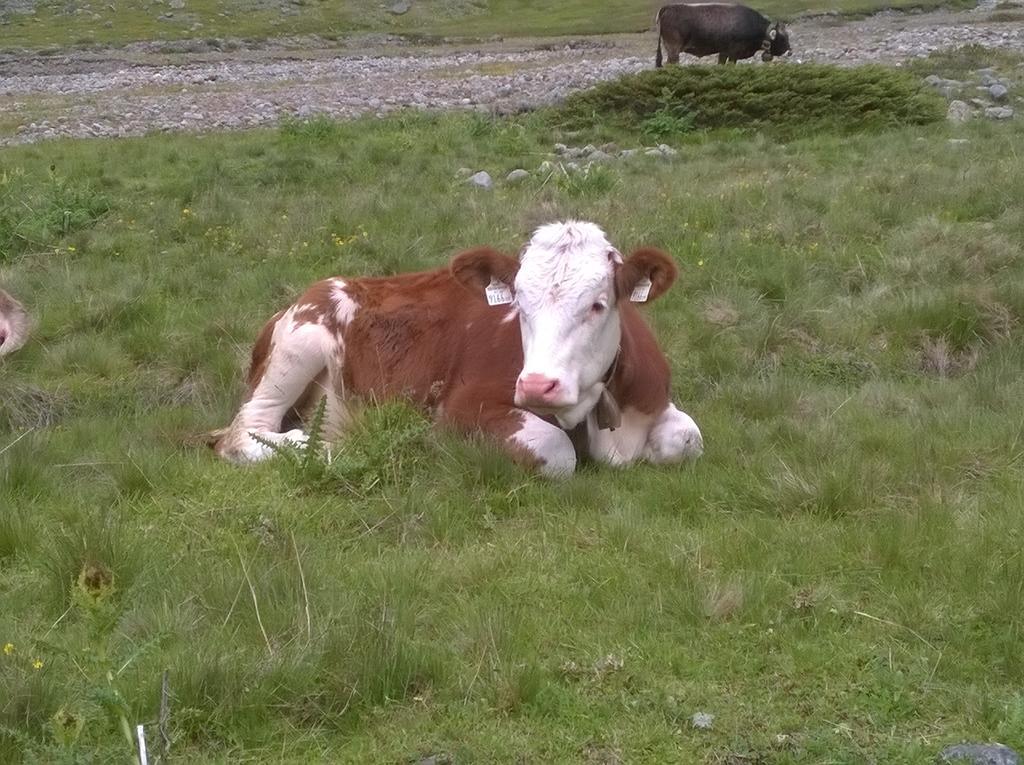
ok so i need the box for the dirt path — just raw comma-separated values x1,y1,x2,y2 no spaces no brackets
0,4,1021,145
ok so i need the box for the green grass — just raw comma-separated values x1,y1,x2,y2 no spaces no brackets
0,0,976,50
2,97,1024,762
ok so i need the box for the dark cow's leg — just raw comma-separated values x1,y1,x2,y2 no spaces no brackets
718,53,728,65
662,31,683,65
439,389,576,478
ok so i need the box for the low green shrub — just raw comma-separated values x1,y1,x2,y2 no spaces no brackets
554,63,945,135
0,168,109,261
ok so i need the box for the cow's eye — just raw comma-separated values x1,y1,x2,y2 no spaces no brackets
591,302,606,314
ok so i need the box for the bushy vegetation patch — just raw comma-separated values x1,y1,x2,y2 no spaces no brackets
555,64,945,135
0,168,108,262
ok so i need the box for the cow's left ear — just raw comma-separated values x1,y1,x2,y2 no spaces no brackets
615,247,677,304
450,247,521,303
769,26,778,40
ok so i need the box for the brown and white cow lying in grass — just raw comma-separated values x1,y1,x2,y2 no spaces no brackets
213,221,703,477
0,288,29,358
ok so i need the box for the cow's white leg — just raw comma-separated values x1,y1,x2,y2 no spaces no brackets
218,316,334,464
587,408,657,467
509,411,577,478
642,403,703,463
233,428,310,463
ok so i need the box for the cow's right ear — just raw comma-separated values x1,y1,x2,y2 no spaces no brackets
615,247,678,304
450,247,521,303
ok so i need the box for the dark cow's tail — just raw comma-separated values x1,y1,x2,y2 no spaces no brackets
654,7,664,68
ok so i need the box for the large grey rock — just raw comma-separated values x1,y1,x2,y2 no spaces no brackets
937,743,1021,765
587,149,613,162
169,0,185,8
506,168,530,183
388,1,411,14
985,106,1014,120
989,84,1009,101
619,149,639,158
947,100,973,123
468,171,492,189
658,143,679,156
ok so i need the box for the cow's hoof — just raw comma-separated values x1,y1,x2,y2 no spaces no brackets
236,429,310,463
645,407,703,464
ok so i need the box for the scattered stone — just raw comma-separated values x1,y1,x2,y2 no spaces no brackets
989,84,1009,100
553,142,568,155
947,100,973,122
468,170,492,189
587,149,613,162
658,143,679,156
645,148,665,158
947,138,970,146
979,72,1000,86
455,167,472,177
937,743,1021,765
538,160,555,173
506,168,530,183
691,712,715,730
985,106,1014,119
168,0,185,8
599,142,618,153
619,149,639,158
389,1,411,14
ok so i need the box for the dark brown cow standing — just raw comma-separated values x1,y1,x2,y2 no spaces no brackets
656,3,791,66
213,221,703,477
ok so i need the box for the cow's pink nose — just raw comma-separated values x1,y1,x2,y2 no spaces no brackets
517,374,561,405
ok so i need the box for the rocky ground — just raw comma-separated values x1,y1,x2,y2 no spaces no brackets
0,2,1022,145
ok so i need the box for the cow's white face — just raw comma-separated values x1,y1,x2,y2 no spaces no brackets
512,222,624,426
451,221,678,429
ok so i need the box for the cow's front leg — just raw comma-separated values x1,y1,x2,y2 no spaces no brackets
586,407,658,467
439,393,576,478
643,403,703,463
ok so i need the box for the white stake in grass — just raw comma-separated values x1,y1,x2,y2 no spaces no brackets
136,724,148,765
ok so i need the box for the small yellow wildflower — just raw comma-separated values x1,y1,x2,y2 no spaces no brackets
67,246,76,252
3,643,13,655
182,208,191,216
697,260,705,267
32,658,43,670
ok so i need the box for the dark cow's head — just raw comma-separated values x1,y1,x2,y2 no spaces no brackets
764,22,791,60
452,221,676,428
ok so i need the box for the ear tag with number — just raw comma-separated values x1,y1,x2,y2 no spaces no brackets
485,278,513,306
630,277,652,303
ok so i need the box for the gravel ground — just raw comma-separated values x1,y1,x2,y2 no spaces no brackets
0,4,1022,145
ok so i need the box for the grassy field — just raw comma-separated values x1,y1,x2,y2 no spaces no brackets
3,58,1024,762
0,0,976,50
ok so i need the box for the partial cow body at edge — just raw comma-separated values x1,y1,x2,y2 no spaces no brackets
212,221,703,478
655,3,791,66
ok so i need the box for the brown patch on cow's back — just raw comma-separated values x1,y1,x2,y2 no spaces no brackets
246,309,283,391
